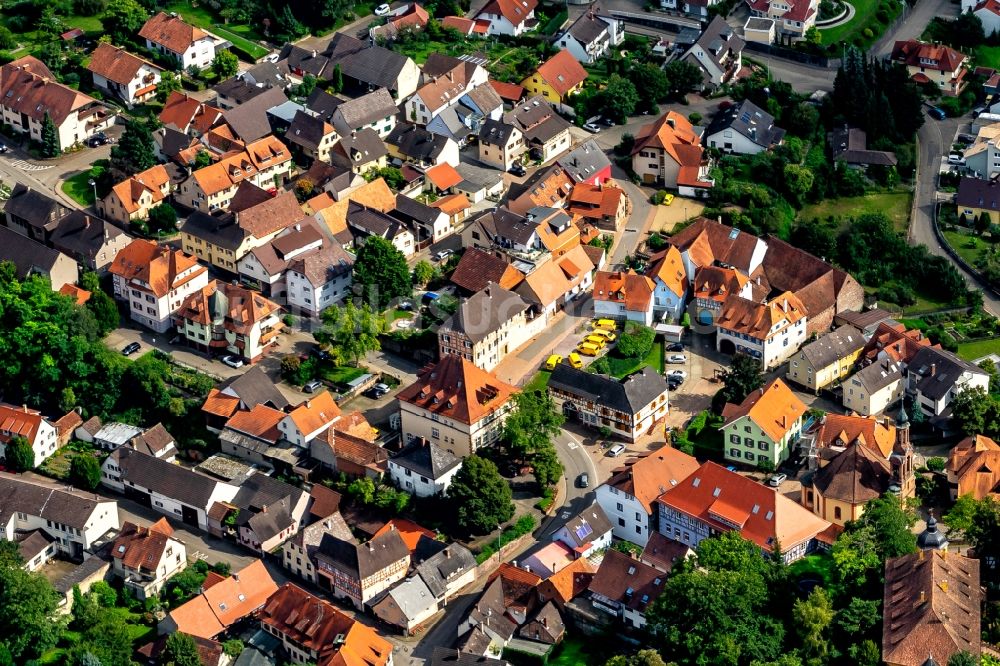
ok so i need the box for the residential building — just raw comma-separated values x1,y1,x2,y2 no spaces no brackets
160,560,278,640
557,139,613,185
404,54,488,125
371,2,431,42
882,547,981,666
0,56,114,151
260,583,394,666
556,11,624,64
230,473,309,552
704,99,784,154
588,549,665,629
551,501,613,558
173,280,282,364
592,270,655,325
388,439,462,497
458,563,543,652
679,17,744,88
394,194,452,244
101,447,238,532
646,245,689,322
330,128,390,175
237,219,336,300
536,558,595,608
284,237,355,317
397,355,518,458
478,119,525,170
975,0,1000,34
947,434,1000,499
0,403,67,467
657,461,833,561
786,325,865,393
0,227,77,291
200,365,290,432
957,176,1000,224
507,167,576,216
745,0,817,43
595,445,698,546
438,283,531,371
99,164,174,226
860,320,933,365
181,189,306,272
716,291,808,369
331,88,399,139
87,43,162,106
158,90,225,137
640,532,691,573
800,411,899,465
309,418,388,479
513,245,595,320
521,51,588,104
346,202,415,256
285,110,339,164
891,39,969,95
110,518,186,599
277,392,341,448
830,125,898,170
279,32,420,101
282,510,354,584
314,528,411,609
474,0,538,36
565,182,627,231
139,12,216,70
175,137,293,212
631,111,713,194
3,183,70,244
665,216,766,282
0,473,119,564
504,97,572,163
109,239,209,333
906,346,990,418
43,210,130,273
843,358,905,416
386,123,460,168
721,378,808,468
549,365,670,445
449,248,524,295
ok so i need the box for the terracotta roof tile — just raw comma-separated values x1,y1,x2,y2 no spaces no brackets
111,518,175,571
716,291,806,340
398,355,517,425
948,434,1000,500
110,164,171,214
476,0,539,28
425,162,464,190
593,270,654,313
721,378,807,443
139,12,208,55
605,445,699,514
109,239,206,298
449,247,524,293
287,391,341,437
537,557,594,605
224,403,285,441
58,283,91,305
374,519,436,553
87,43,161,85
808,413,896,459
532,50,588,97
201,388,241,419
489,79,525,102
0,56,103,127
167,560,277,640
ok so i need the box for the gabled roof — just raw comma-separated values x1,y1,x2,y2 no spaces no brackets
222,86,289,143
416,543,477,598
908,346,988,402
175,280,282,336
556,139,611,183
476,0,538,26
861,321,933,364
563,11,612,46
687,16,744,72
390,439,462,480
4,183,69,231
0,472,112,530
811,442,892,504
808,413,897,459
657,460,832,553
425,162,464,190
387,122,453,162
640,531,690,572
948,434,1000,500
588,549,665,614
109,239,205,298
515,245,594,307
218,364,289,410
449,247,524,293
139,12,208,54
489,79,525,102
537,557,594,605
112,519,176,571
646,245,688,297
532,50,588,97
286,391,341,437
159,91,225,134
397,355,517,425
883,550,981,666
190,135,291,197
439,282,529,344
592,270,654,313
112,447,224,509
231,473,305,542
722,378,807,443
0,56,103,127
716,291,806,340
603,444,699,513
87,43,161,85
549,364,669,419
317,528,409,579
891,39,967,73
632,111,703,167
109,164,171,214
335,87,398,129
505,97,571,147
705,99,784,150
796,325,865,370
167,560,278,640
666,217,764,275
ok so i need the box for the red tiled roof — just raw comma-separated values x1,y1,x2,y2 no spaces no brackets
721,378,807,442
490,79,525,102
87,43,160,85
891,40,967,73
477,0,539,27
397,355,517,426
532,50,588,97
139,12,208,55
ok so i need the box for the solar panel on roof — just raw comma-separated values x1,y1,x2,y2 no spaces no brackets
740,111,752,123
575,522,594,540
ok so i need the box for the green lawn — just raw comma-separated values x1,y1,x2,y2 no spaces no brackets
797,191,912,233
788,553,836,588
819,0,896,45
597,340,665,379
210,25,270,60
957,338,1000,361
61,167,104,206
318,364,368,386
976,45,1000,70
942,229,991,267
159,0,269,60
549,637,597,666
523,369,552,392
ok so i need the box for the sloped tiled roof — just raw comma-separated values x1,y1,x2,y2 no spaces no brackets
449,247,524,293
167,560,278,640
109,239,205,298
87,43,160,85
397,355,517,425
716,291,806,340
808,413,896,459
603,444,699,513
476,0,539,27
0,56,102,126
111,518,175,572
588,549,665,614
812,442,892,505
139,12,208,54
948,434,1000,500
722,378,807,443
532,50,588,97
891,39,967,73
592,270,654,313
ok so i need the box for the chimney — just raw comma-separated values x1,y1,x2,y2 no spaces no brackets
311,49,317,57
445,548,451,558
919,590,926,604
930,363,937,376
541,616,547,627
368,541,375,551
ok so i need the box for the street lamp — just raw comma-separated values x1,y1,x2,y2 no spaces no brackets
88,178,97,207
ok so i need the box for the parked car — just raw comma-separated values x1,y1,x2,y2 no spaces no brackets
662,193,675,206
222,355,244,369
668,369,687,382
768,472,788,487
87,132,109,147
0,143,7,154
667,377,681,391
544,354,563,370
928,107,946,120
398,300,414,311
601,117,615,126
577,473,589,488
948,153,966,166
567,352,583,369
375,3,391,14
590,328,616,342
577,342,601,356
508,163,526,177
583,122,602,133
121,342,141,356
310,346,331,361
594,318,617,331
607,444,626,457
667,354,686,364
434,249,453,262
303,380,323,393
666,342,684,352
364,383,391,399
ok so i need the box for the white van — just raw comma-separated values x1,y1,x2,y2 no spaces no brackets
607,444,626,457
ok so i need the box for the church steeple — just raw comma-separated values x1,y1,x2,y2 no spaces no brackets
892,399,915,499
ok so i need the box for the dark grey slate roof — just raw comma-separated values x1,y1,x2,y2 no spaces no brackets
797,325,865,370
213,77,272,106
416,544,476,598
908,346,987,402
335,88,398,130
222,86,289,142
241,60,291,88
305,88,344,121
232,473,304,542
333,127,388,166
705,99,785,150
957,176,1000,213
565,11,610,45
113,447,222,509
348,201,408,240
316,528,409,578
830,126,898,166
456,162,504,192
691,16,744,71
50,210,131,265
505,97,571,145
3,183,69,232
337,43,410,91
548,364,669,414
393,194,442,227
479,118,516,147
387,122,452,163
440,282,529,344
220,365,291,409
478,206,536,246
390,439,461,479
182,210,246,251
562,501,613,545
557,139,611,183
853,359,903,394
0,473,111,530
0,226,72,279
286,110,333,152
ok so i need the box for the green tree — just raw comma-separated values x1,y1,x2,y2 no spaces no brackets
978,212,993,235
949,652,979,666
791,221,836,260
79,271,119,335
103,0,147,45
857,495,917,559
363,166,405,190
446,455,514,535
70,454,102,490
5,435,34,471
803,25,821,45
222,640,243,658
316,301,386,366
212,50,239,79
502,390,565,486
148,203,178,234
793,587,834,662
40,113,60,157
616,322,655,358
347,476,376,504
157,71,181,102
0,27,17,50
601,75,639,123
332,64,344,93
945,494,979,535
411,260,434,286
0,557,60,661
605,650,668,666
782,164,814,208
959,496,1000,585
193,149,212,169
663,60,703,97
719,353,764,405
353,236,412,309
630,63,670,112
110,119,157,176
162,633,202,666
951,386,997,437
297,73,318,98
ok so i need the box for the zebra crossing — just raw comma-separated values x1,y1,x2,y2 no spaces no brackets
6,158,53,171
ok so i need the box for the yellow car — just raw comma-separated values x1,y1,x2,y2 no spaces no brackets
590,328,617,342
594,319,618,331
663,193,675,206
544,354,563,370
577,342,601,357
567,352,583,369
584,335,608,348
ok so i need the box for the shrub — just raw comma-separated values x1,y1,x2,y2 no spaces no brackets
862,28,874,39
926,457,946,472
617,322,655,358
